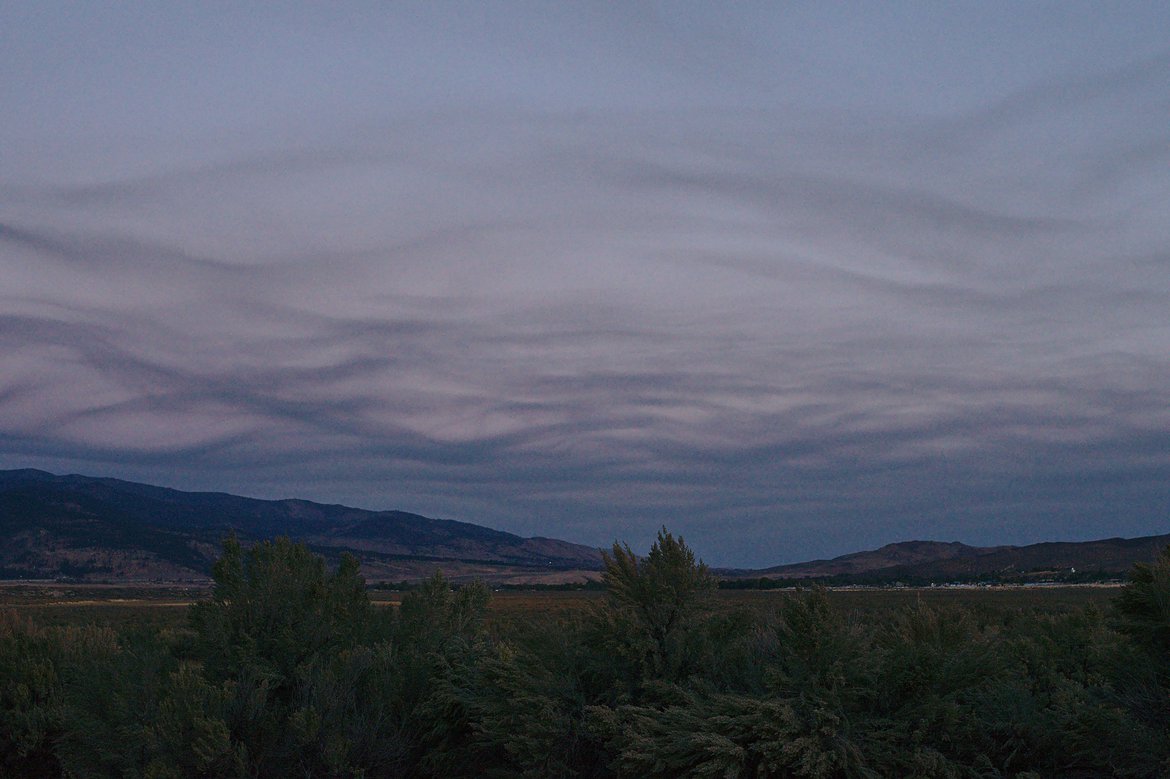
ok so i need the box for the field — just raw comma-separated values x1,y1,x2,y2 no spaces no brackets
0,580,1121,630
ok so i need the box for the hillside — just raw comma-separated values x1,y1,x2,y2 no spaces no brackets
746,534,1170,584
0,469,602,582
3,468,1165,585
753,540,1000,579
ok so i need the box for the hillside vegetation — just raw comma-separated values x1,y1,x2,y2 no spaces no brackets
3,529,1169,777
0,469,601,582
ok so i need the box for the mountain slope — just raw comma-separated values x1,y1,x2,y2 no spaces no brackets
751,534,1170,582
3,469,1164,584
0,469,602,580
755,540,1001,578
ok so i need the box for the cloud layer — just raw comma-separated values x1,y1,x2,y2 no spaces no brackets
2,5,1169,565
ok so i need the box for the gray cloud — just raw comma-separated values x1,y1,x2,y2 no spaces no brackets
2,5,1169,565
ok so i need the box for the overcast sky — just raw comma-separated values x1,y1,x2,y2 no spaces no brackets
2,2,1168,566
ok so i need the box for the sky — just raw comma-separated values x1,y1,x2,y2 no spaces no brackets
2,2,1169,567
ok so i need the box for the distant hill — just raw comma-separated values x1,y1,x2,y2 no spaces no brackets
739,534,1170,584
754,540,996,579
3,468,1165,586
0,469,602,582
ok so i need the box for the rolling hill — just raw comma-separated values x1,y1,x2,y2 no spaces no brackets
743,534,1170,584
0,469,602,582
2,469,1165,585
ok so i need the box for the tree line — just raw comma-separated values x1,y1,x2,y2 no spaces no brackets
2,529,1168,777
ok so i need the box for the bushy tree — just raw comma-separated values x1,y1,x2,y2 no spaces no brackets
14,530,1170,777
1106,545,1170,775
397,572,497,777
397,571,490,654
189,535,382,686
600,527,715,680
1114,544,1170,660
0,612,117,778
186,536,392,777
422,622,606,778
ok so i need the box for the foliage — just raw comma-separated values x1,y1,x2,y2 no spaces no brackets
1113,544,1170,660
600,526,715,679
0,611,117,778
1105,545,1170,774
189,535,383,686
5,532,1170,777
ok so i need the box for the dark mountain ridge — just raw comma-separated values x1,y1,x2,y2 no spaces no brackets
2,469,1165,584
0,469,602,581
743,534,1170,583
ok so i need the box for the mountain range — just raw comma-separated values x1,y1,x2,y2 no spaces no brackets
0,469,601,583
745,535,1170,583
0,469,1165,584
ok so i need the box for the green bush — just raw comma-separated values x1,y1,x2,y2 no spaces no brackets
1114,545,1170,661
0,612,118,778
599,527,715,681
185,536,395,777
7,532,1170,777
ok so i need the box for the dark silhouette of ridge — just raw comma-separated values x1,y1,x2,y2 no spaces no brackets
1,469,1164,584
0,469,602,581
743,535,1170,583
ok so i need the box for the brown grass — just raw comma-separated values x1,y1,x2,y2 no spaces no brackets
2,582,1120,631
